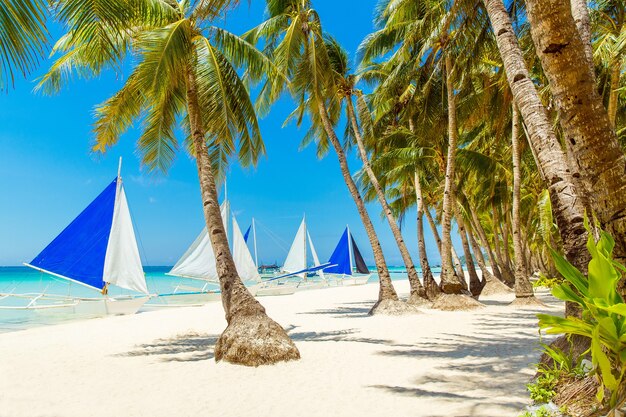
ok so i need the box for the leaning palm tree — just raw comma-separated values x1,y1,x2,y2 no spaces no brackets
324,37,428,305
39,0,299,366
0,0,48,89
247,0,414,314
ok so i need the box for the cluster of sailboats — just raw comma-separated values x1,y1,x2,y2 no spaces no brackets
0,161,371,318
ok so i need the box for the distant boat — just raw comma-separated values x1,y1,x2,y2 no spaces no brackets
0,159,151,315
324,226,371,286
259,216,330,291
166,196,295,298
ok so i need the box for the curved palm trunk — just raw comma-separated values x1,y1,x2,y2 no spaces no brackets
345,98,427,303
316,100,400,311
570,0,594,69
466,224,497,285
452,198,481,297
608,62,621,128
185,68,299,365
511,107,534,300
415,171,441,299
424,208,463,278
484,0,589,276
492,207,515,286
467,206,504,282
440,53,464,294
525,0,626,263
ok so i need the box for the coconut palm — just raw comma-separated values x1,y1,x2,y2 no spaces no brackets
323,38,428,304
39,0,299,366
0,0,48,89
246,0,413,314
483,0,589,276
525,0,626,263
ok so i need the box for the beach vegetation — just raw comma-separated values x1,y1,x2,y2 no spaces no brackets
538,221,626,413
38,0,300,366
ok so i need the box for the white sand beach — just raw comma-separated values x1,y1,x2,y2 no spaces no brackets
0,280,561,417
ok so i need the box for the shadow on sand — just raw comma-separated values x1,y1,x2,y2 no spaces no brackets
114,332,218,362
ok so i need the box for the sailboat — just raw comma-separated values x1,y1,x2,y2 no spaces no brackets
165,195,295,299
0,159,151,315
266,216,330,290
324,226,371,286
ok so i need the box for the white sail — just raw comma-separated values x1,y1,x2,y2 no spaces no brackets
168,203,228,281
232,216,261,282
283,218,307,278
103,182,148,294
307,231,324,279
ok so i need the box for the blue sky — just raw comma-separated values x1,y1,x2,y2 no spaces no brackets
0,0,461,267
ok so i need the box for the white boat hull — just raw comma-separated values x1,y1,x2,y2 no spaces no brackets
143,291,221,309
32,296,149,317
327,274,371,286
252,283,297,297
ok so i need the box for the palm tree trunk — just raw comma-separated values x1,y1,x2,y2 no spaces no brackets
424,207,462,277
184,67,299,366
316,100,402,312
570,0,594,69
415,170,441,299
484,0,589,275
492,207,514,286
466,224,495,285
440,52,464,294
345,98,427,303
524,0,626,263
511,107,535,300
467,206,503,282
608,62,621,128
452,196,482,296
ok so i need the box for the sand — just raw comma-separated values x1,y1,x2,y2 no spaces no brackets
0,280,562,417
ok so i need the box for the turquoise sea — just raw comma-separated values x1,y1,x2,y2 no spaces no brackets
0,265,421,333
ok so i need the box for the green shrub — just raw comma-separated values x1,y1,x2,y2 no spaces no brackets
538,218,626,408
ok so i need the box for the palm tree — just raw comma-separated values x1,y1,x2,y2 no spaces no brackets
325,39,427,304
524,0,626,263
510,106,537,304
0,0,48,89
39,0,299,366
483,0,589,276
247,0,411,314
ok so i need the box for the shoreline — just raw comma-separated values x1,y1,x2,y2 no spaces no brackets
0,280,562,417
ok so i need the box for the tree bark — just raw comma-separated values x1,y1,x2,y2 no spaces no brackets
415,170,441,299
346,98,427,302
492,206,515,286
452,196,482,296
525,0,626,263
570,0,594,69
316,100,400,308
511,107,535,299
440,52,464,294
467,205,503,282
484,0,589,277
424,207,463,279
608,62,621,128
467,223,496,285
185,67,299,366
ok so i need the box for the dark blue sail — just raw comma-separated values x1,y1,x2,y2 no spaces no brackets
324,228,352,275
29,179,118,290
243,225,251,243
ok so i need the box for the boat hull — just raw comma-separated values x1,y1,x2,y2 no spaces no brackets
327,274,371,286
143,292,222,309
30,296,149,317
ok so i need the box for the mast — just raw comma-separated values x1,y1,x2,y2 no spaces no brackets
303,214,307,280
346,225,354,275
117,156,122,179
252,218,258,268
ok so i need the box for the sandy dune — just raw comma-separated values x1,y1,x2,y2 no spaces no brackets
0,280,561,417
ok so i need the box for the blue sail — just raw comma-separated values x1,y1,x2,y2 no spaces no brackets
29,179,118,290
243,225,251,243
324,228,352,275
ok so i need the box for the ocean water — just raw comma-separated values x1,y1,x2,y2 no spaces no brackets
0,266,414,333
